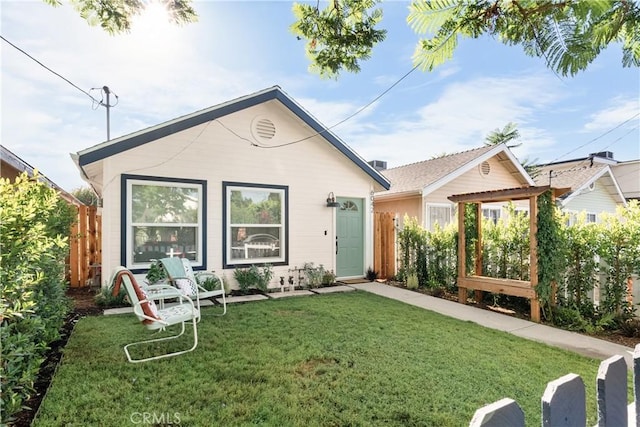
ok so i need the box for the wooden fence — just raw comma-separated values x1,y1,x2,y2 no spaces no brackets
374,212,396,279
68,205,102,287
470,345,638,426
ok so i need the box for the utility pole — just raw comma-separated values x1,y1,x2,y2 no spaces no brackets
104,86,111,141
98,86,118,141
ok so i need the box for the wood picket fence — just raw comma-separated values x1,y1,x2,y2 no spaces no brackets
470,345,638,426
374,212,396,279
68,205,102,287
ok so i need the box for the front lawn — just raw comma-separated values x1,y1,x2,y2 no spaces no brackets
34,292,602,426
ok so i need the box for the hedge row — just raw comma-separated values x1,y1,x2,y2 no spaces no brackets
397,200,640,328
0,172,76,423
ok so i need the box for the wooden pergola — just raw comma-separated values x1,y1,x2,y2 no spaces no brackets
448,185,569,322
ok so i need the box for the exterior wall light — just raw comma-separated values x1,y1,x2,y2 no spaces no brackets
326,192,340,207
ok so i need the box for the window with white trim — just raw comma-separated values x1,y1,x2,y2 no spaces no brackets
123,175,206,271
482,207,502,224
426,204,453,231
565,211,598,226
223,182,287,268
514,208,529,218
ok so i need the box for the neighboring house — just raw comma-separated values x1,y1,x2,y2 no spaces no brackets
72,86,390,287
1,144,82,206
612,159,640,202
373,144,535,231
535,151,627,223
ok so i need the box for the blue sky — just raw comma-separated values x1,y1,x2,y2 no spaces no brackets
2,1,639,192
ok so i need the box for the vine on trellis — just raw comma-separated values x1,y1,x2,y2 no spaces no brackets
463,203,478,275
536,190,565,321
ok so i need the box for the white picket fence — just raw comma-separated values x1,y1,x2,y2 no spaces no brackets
470,344,639,426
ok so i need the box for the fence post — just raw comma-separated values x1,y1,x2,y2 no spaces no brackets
541,373,585,426
69,205,80,287
597,355,627,426
469,398,524,427
634,345,640,427
374,212,382,278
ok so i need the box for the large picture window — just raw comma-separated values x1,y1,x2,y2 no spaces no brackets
223,182,288,268
122,175,206,271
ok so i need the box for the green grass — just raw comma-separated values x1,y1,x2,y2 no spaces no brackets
34,292,603,426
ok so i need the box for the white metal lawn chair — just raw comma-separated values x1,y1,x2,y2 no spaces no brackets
159,257,227,320
111,267,199,363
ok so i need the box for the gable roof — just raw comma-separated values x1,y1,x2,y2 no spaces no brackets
1,145,83,206
73,86,390,191
534,161,626,206
612,159,640,200
377,144,534,198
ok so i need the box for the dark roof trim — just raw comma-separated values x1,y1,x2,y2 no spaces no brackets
77,86,390,190
1,145,83,205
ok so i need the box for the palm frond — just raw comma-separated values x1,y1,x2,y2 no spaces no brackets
408,0,459,35
412,26,458,72
621,24,640,67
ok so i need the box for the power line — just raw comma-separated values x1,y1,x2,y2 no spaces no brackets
1,34,101,104
542,112,640,166
252,64,421,149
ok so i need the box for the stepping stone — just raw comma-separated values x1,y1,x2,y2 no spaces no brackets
268,290,315,299
103,306,131,315
311,285,356,294
223,294,269,304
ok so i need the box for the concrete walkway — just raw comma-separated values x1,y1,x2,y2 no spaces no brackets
350,282,636,368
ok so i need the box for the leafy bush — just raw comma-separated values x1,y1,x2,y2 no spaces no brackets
302,262,325,288
397,197,640,331
145,260,167,285
397,216,457,290
551,306,595,333
482,204,530,280
561,212,599,306
94,286,127,308
619,318,640,338
597,202,640,317
321,269,336,286
234,265,273,293
1,172,75,423
197,274,223,292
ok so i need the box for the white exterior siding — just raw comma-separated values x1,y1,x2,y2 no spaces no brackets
96,101,380,288
563,179,620,219
426,156,524,202
422,156,529,227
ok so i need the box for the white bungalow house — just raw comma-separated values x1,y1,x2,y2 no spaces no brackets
72,86,390,289
534,151,627,223
373,144,535,230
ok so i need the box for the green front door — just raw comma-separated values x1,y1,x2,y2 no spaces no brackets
336,197,364,278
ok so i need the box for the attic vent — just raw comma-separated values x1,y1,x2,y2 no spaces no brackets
254,118,276,140
479,161,491,176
